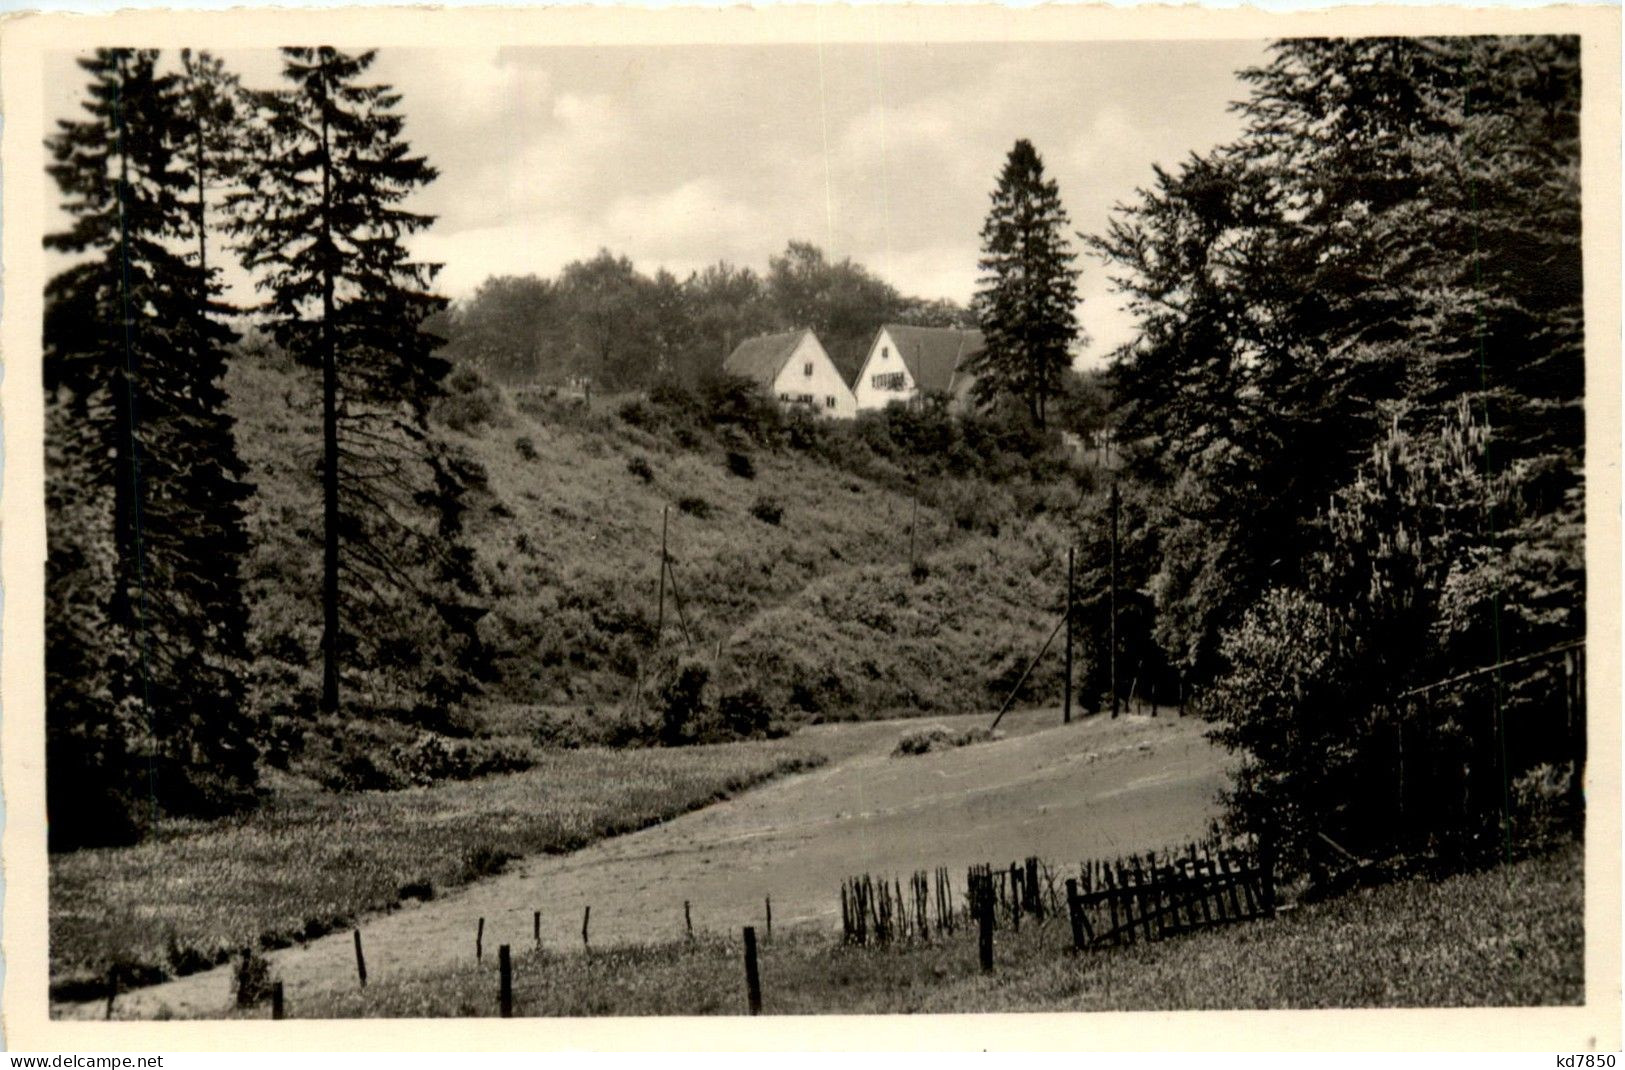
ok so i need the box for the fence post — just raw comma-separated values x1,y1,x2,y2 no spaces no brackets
271,981,285,1020
353,929,368,988
685,899,694,941
1065,878,1085,951
1064,546,1074,724
743,926,763,1015
582,905,591,950
1259,829,1278,916
104,968,117,1020
765,895,772,941
534,910,541,949
477,917,485,962
978,891,995,973
498,945,513,1018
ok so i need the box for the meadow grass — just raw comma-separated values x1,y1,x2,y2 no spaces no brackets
250,839,1581,1017
49,735,835,998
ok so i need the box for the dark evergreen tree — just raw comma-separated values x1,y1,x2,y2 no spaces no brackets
230,47,486,725
968,139,1081,427
1097,36,1584,860
45,48,257,847
1095,36,1583,684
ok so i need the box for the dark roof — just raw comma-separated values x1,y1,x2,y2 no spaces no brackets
722,329,810,388
880,325,986,394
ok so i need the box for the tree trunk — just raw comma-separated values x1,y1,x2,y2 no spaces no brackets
319,89,341,716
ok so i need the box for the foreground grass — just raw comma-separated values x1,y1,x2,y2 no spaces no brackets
258,840,1581,1017
50,736,834,998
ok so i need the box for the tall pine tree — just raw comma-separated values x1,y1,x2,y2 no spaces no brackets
968,139,1081,427
230,48,486,724
45,49,257,847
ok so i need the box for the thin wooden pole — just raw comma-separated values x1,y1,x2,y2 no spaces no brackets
104,968,116,1020
685,899,694,940
476,916,484,962
271,981,285,1020
353,929,368,988
581,905,591,949
743,926,763,1015
1066,878,1085,951
534,910,541,949
657,505,668,641
498,945,513,1018
977,890,995,973
1064,546,1074,724
990,609,1069,731
1110,478,1119,718
664,556,693,647
765,895,773,941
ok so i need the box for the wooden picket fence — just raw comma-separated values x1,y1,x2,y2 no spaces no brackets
1064,838,1276,950
840,838,1276,952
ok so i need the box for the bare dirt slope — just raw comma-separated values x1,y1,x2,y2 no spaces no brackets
68,709,1227,1019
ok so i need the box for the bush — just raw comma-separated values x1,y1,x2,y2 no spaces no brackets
892,724,1001,757
434,367,508,433
233,947,274,1007
459,843,517,881
515,436,537,461
749,496,783,525
322,746,406,793
677,495,713,519
627,455,655,482
657,659,712,746
717,686,775,739
726,450,756,479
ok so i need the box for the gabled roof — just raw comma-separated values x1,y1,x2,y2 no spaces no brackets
879,324,986,394
723,329,812,389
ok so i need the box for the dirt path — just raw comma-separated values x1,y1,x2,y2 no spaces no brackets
67,711,1226,1019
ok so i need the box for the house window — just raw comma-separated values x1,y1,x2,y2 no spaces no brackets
804,361,814,376
882,347,889,360
872,372,906,391
825,396,837,409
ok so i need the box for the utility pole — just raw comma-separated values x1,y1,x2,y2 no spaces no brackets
1064,546,1074,724
1110,477,1119,719
657,505,668,643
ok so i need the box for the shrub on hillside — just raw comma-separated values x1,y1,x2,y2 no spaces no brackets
749,495,783,525
717,686,783,740
657,659,712,746
233,947,274,1008
677,495,713,519
434,367,509,433
892,724,1001,757
627,455,655,482
726,450,756,479
515,436,537,461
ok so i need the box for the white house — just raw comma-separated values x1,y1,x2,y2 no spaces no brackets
722,329,857,419
851,324,986,414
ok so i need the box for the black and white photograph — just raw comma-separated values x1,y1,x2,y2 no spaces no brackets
1,3,1618,1050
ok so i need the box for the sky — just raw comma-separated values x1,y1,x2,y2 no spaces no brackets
45,40,1271,364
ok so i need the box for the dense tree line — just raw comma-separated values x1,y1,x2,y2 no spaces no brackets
436,241,974,391
44,48,484,848
1094,36,1584,865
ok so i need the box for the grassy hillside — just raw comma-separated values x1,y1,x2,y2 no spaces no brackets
217,840,1583,1017
225,350,1087,758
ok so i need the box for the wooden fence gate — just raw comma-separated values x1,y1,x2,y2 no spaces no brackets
1064,839,1275,950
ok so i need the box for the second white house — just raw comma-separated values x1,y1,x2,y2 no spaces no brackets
851,324,986,414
